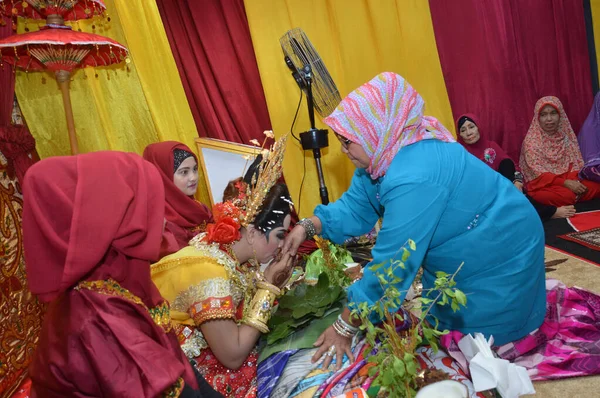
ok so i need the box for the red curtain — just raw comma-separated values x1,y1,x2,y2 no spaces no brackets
0,20,37,183
155,0,272,144
429,0,593,162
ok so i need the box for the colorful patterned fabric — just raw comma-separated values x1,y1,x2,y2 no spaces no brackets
519,96,584,182
323,72,455,179
442,279,600,381
257,309,483,398
257,350,298,398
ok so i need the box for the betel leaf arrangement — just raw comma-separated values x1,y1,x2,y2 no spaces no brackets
266,236,354,345
351,240,468,398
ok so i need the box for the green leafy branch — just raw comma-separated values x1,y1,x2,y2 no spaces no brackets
351,240,467,398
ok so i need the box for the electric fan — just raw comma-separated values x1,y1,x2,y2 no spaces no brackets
280,28,342,205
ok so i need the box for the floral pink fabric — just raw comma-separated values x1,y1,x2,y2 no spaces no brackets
442,279,600,381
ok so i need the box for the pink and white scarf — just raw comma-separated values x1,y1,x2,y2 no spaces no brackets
323,72,455,179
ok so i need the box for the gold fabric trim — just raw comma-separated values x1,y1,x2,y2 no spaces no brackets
163,377,184,397
75,279,172,333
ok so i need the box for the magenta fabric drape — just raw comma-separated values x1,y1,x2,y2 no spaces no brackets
429,0,594,162
155,0,272,144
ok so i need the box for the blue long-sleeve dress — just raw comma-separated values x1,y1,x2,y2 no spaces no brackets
315,140,546,345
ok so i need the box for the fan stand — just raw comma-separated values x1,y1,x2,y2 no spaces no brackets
296,65,330,205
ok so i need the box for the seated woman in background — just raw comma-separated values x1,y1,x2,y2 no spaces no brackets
520,96,600,206
22,152,220,397
151,136,296,398
457,113,574,220
144,141,213,258
578,91,600,183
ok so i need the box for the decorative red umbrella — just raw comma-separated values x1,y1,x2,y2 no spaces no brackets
0,25,128,154
0,0,106,24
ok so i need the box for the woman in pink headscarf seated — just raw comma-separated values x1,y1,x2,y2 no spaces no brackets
457,113,574,220
520,96,600,206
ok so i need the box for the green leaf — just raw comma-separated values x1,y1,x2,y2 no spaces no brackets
408,239,416,251
393,357,406,377
451,300,460,312
368,366,378,377
401,248,411,262
381,369,395,386
371,262,385,272
405,356,417,376
435,271,448,278
455,290,467,306
444,288,455,298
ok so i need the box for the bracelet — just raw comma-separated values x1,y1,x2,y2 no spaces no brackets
337,314,359,333
514,171,524,183
332,320,356,339
332,315,359,339
242,281,280,333
298,218,317,240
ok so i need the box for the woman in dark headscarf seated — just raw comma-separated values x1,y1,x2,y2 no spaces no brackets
143,141,213,258
457,113,574,220
520,96,600,206
23,151,221,398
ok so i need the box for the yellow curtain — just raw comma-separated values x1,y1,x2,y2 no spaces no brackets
244,0,454,218
14,0,210,205
592,0,600,81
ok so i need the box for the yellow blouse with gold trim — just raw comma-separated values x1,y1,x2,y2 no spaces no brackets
151,243,246,355
150,241,259,397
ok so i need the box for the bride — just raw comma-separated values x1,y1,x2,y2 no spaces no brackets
151,136,295,397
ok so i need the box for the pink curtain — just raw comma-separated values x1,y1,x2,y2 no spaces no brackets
429,0,593,162
155,0,272,144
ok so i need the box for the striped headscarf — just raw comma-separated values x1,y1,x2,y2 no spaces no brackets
323,72,455,179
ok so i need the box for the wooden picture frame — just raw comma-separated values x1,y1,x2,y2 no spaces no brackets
195,137,259,206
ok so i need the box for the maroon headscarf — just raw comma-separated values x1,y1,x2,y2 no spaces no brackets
456,113,511,171
143,141,213,256
23,152,198,396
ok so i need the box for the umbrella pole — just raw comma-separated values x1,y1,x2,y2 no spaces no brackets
55,70,79,155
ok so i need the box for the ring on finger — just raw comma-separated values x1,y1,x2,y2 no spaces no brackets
327,345,336,357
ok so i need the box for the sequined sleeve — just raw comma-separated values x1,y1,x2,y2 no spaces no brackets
151,246,241,327
172,277,236,325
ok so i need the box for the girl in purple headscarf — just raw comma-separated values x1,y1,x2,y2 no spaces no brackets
578,92,600,182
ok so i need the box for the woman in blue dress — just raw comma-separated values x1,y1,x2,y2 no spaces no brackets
283,72,545,368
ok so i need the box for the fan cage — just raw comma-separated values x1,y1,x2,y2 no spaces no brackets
280,28,341,118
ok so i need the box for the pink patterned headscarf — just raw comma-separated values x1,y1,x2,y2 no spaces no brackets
519,96,584,182
323,72,455,179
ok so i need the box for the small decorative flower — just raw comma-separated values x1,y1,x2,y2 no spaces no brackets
249,139,260,146
483,148,497,164
263,130,275,139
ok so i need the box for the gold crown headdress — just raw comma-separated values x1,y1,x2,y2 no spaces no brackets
239,133,289,227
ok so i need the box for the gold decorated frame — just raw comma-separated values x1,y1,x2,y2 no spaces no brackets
195,138,259,206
